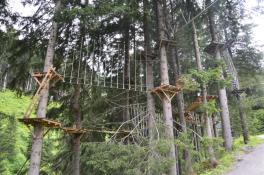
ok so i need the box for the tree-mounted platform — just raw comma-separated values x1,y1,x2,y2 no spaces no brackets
186,101,202,112
204,42,225,56
150,84,182,101
141,51,158,59
18,118,62,128
23,67,63,118
32,67,64,86
196,95,218,102
62,127,87,135
186,95,218,112
150,79,184,101
231,89,246,95
159,39,177,48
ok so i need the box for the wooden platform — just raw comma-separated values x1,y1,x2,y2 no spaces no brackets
62,127,87,135
197,95,218,102
141,51,158,59
231,89,245,95
18,118,62,128
32,67,63,86
160,39,177,47
204,42,224,56
186,95,218,112
151,82,183,100
186,101,202,112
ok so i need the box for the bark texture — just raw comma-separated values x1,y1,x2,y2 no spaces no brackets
72,84,82,175
225,46,249,144
216,49,233,151
143,0,155,143
206,0,233,151
156,1,177,174
123,16,130,122
237,95,249,144
192,20,218,167
143,1,158,174
171,47,194,175
28,1,61,174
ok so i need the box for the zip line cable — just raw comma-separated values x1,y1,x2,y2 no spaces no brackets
175,0,223,35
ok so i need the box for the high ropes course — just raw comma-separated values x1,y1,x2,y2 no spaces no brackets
59,40,151,92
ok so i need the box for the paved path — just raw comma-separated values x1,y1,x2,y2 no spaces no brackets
226,137,264,175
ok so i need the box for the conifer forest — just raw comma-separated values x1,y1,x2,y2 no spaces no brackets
0,0,264,175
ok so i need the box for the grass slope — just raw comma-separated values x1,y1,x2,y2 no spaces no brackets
0,90,31,174
0,90,63,174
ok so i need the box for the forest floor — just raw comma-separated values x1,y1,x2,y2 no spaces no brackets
225,135,264,175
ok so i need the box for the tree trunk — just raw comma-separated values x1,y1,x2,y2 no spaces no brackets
143,1,157,173
171,47,194,175
28,1,61,175
206,0,233,151
192,20,218,167
72,84,82,175
143,0,155,144
156,1,177,174
237,95,249,144
216,51,233,151
225,45,249,144
212,114,218,137
123,16,130,122
3,71,7,90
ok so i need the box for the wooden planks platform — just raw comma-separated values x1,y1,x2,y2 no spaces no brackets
151,79,184,100
204,42,225,56
186,95,218,112
18,118,62,128
32,68,64,86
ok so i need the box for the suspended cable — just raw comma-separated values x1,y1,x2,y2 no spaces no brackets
175,0,222,35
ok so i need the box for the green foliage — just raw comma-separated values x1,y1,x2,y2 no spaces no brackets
199,100,219,115
0,90,31,117
81,143,148,175
181,74,200,91
0,90,31,174
189,66,231,88
0,90,62,174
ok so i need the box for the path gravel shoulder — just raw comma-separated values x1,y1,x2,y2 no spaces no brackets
225,136,264,175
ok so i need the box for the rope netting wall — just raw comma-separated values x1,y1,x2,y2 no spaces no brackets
58,37,151,92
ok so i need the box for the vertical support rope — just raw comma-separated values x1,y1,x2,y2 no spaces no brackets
77,38,83,84
97,38,102,86
103,44,107,87
123,43,125,89
129,52,131,90
117,43,119,89
63,61,66,82
70,48,75,84
145,51,147,91
84,39,90,85
140,51,143,91
110,45,113,88
90,41,95,85
134,43,137,91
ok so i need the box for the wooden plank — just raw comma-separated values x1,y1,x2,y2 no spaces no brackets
18,118,61,128
186,101,202,112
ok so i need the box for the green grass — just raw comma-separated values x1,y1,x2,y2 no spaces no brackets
0,90,62,174
199,136,264,175
0,90,32,174
0,90,31,117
